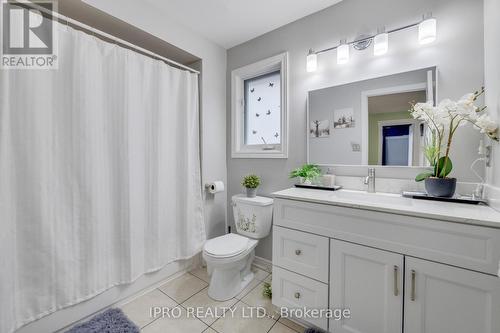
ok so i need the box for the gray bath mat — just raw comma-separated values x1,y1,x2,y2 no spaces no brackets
66,308,140,333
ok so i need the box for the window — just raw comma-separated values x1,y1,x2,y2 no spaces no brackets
244,71,281,146
231,53,288,158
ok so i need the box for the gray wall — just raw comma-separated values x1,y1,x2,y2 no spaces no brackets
227,0,485,261
484,0,500,190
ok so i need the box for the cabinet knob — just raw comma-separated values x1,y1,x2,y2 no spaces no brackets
295,249,302,255
294,292,301,299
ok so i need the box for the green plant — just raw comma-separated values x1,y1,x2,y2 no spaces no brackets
262,282,272,299
414,132,454,181
289,164,321,182
415,156,453,181
242,174,260,189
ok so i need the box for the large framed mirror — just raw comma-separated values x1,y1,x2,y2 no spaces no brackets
307,67,437,167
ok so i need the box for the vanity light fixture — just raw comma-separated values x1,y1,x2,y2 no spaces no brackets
373,28,389,56
306,49,318,72
418,14,437,45
306,14,437,72
337,40,349,65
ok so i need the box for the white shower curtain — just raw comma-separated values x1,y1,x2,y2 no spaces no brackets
0,22,206,333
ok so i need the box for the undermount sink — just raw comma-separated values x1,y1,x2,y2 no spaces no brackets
328,189,413,207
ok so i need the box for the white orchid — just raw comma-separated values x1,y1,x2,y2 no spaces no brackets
412,102,445,129
459,93,475,104
409,87,499,181
410,87,498,143
456,97,478,116
438,98,457,111
476,114,498,135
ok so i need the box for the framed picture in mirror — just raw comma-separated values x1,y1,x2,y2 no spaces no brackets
310,119,330,138
333,108,355,129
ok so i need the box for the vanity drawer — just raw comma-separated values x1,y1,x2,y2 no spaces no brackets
273,226,329,283
272,266,328,331
274,198,500,275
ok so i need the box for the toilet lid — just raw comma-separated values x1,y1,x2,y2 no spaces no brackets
204,234,249,258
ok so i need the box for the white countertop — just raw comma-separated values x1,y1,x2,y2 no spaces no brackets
272,188,500,229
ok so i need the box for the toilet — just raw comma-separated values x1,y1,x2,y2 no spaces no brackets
203,194,273,301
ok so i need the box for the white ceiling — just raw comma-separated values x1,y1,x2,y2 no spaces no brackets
143,0,343,49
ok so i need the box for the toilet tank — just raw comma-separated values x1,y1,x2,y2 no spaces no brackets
232,194,273,239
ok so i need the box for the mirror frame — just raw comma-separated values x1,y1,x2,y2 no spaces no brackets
306,66,438,173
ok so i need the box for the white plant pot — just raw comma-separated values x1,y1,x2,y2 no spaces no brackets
246,188,257,197
300,177,312,185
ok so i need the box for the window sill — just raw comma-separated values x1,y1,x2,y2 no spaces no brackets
231,149,288,159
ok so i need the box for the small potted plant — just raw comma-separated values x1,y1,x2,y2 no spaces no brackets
242,174,260,198
411,87,498,197
289,164,322,185
262,281,272,299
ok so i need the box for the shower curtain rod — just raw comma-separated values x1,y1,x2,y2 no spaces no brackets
22,1,200,74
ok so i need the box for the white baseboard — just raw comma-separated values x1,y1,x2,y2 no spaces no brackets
253,256,272,273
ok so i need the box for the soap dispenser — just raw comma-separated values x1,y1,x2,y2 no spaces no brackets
322,168,336,187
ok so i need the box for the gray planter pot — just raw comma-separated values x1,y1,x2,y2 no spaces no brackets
246,188,257,198
425,177,457,198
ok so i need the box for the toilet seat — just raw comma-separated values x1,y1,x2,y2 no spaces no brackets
204,234,250,258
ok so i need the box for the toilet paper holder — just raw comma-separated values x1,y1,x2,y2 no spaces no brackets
204,181,225,194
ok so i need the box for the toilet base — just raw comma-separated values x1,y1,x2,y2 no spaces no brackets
205,250,256,301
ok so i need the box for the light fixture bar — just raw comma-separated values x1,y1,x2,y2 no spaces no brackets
313,21,421,56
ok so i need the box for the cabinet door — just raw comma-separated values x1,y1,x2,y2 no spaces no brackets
404,257,500,333
330,240,403,333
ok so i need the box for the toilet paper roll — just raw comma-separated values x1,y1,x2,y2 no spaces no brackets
207,181,225,194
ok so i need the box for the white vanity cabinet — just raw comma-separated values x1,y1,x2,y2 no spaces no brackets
272,226,330,330
330,240,403,333
330,240,500,333
404,257,500,333
271,189,500,333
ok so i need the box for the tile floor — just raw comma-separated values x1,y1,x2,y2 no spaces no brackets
120,266,306,333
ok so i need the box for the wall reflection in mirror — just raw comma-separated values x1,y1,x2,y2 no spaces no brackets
307,67,437,167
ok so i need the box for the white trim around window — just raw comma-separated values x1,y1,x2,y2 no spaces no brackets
231,52,289,158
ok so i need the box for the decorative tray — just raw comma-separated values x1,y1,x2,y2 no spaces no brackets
401,191,487,205
294,184,343,191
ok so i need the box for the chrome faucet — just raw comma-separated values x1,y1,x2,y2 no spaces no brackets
364,168,376,193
